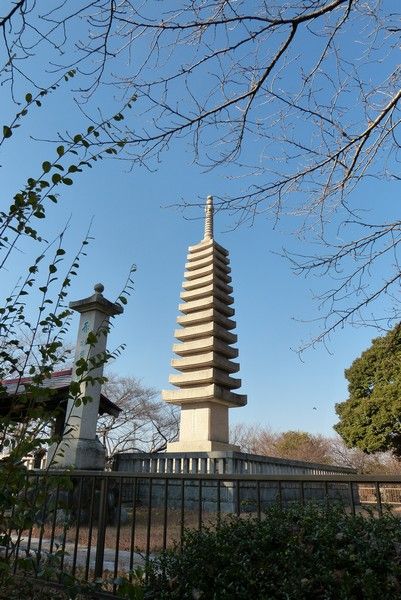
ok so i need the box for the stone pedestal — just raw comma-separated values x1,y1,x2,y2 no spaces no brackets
167,403,239,452
49,437,106,470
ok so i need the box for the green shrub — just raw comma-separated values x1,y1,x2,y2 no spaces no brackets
143,504,401,599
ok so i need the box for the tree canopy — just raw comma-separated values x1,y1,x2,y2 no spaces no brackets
335,324,401,456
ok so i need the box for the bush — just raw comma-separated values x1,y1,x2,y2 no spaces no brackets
143,504,401,599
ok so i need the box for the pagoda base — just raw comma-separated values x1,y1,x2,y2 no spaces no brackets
170,401,236,452
166,440,239,452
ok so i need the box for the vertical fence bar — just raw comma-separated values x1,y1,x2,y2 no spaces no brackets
84,477,96,582
12,529,23,575
236,479,241,516
25,474,40,560
162,479,168,552
36,478,50,569
324,481,329,509
277,481,283,509
58,496,70,579
375,482,383,516
180,478,185,551
71,477,84,576
217,479,221,526
113,477,124,593
257,481,261,519
198,479,203,531
94,476,108,580
12,470,31,573
145,478,153,565
300,481,305,506
128,478,138,581
49,483,60,556
348,482,356,516
4,502,16,561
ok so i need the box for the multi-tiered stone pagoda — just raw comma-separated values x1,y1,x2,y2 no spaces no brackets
162,196,247,452
114,196,355,481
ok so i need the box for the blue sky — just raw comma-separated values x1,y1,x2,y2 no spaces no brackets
1,1,398,437
2,123,390,437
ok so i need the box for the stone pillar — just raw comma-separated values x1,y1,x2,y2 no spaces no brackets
49,283,123,470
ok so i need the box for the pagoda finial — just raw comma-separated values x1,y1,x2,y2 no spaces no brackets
203,195,214,240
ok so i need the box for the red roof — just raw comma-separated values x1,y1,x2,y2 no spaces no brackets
3,369,73,388
1,368,121,417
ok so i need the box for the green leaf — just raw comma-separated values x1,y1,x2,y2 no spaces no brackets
42,161,51,173
25,93,32,103
69,381,80,395
3,125,12,138
62,177,73,186
86,331,97,345
57,145,65,157
52,173,62,184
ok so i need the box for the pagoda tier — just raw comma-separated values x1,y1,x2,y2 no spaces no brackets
162,196,247,452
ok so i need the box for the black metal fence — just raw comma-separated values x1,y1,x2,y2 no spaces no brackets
3,470,401,595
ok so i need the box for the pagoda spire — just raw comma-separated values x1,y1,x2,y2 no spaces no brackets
203,195,214,240
162,194,247,452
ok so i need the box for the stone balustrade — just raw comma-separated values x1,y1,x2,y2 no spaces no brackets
113,451,355,476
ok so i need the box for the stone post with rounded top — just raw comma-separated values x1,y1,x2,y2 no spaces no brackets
49,283,123,470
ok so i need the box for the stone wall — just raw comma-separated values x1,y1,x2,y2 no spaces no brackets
113,451,355,513
119,478,352,513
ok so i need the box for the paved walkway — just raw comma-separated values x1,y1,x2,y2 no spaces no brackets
9,537,148,574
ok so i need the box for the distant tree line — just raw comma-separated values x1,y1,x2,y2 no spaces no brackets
230,424,401,474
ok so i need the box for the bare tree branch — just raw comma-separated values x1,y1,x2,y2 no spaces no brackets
1,0,400,346
98,374,179,462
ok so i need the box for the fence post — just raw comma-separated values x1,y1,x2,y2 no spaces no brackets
94,476,108,579
375,482,383,516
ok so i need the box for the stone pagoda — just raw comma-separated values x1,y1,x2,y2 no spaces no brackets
162,195,247,452
114,196,355,482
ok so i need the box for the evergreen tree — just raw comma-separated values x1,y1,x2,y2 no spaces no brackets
335,324,401,456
